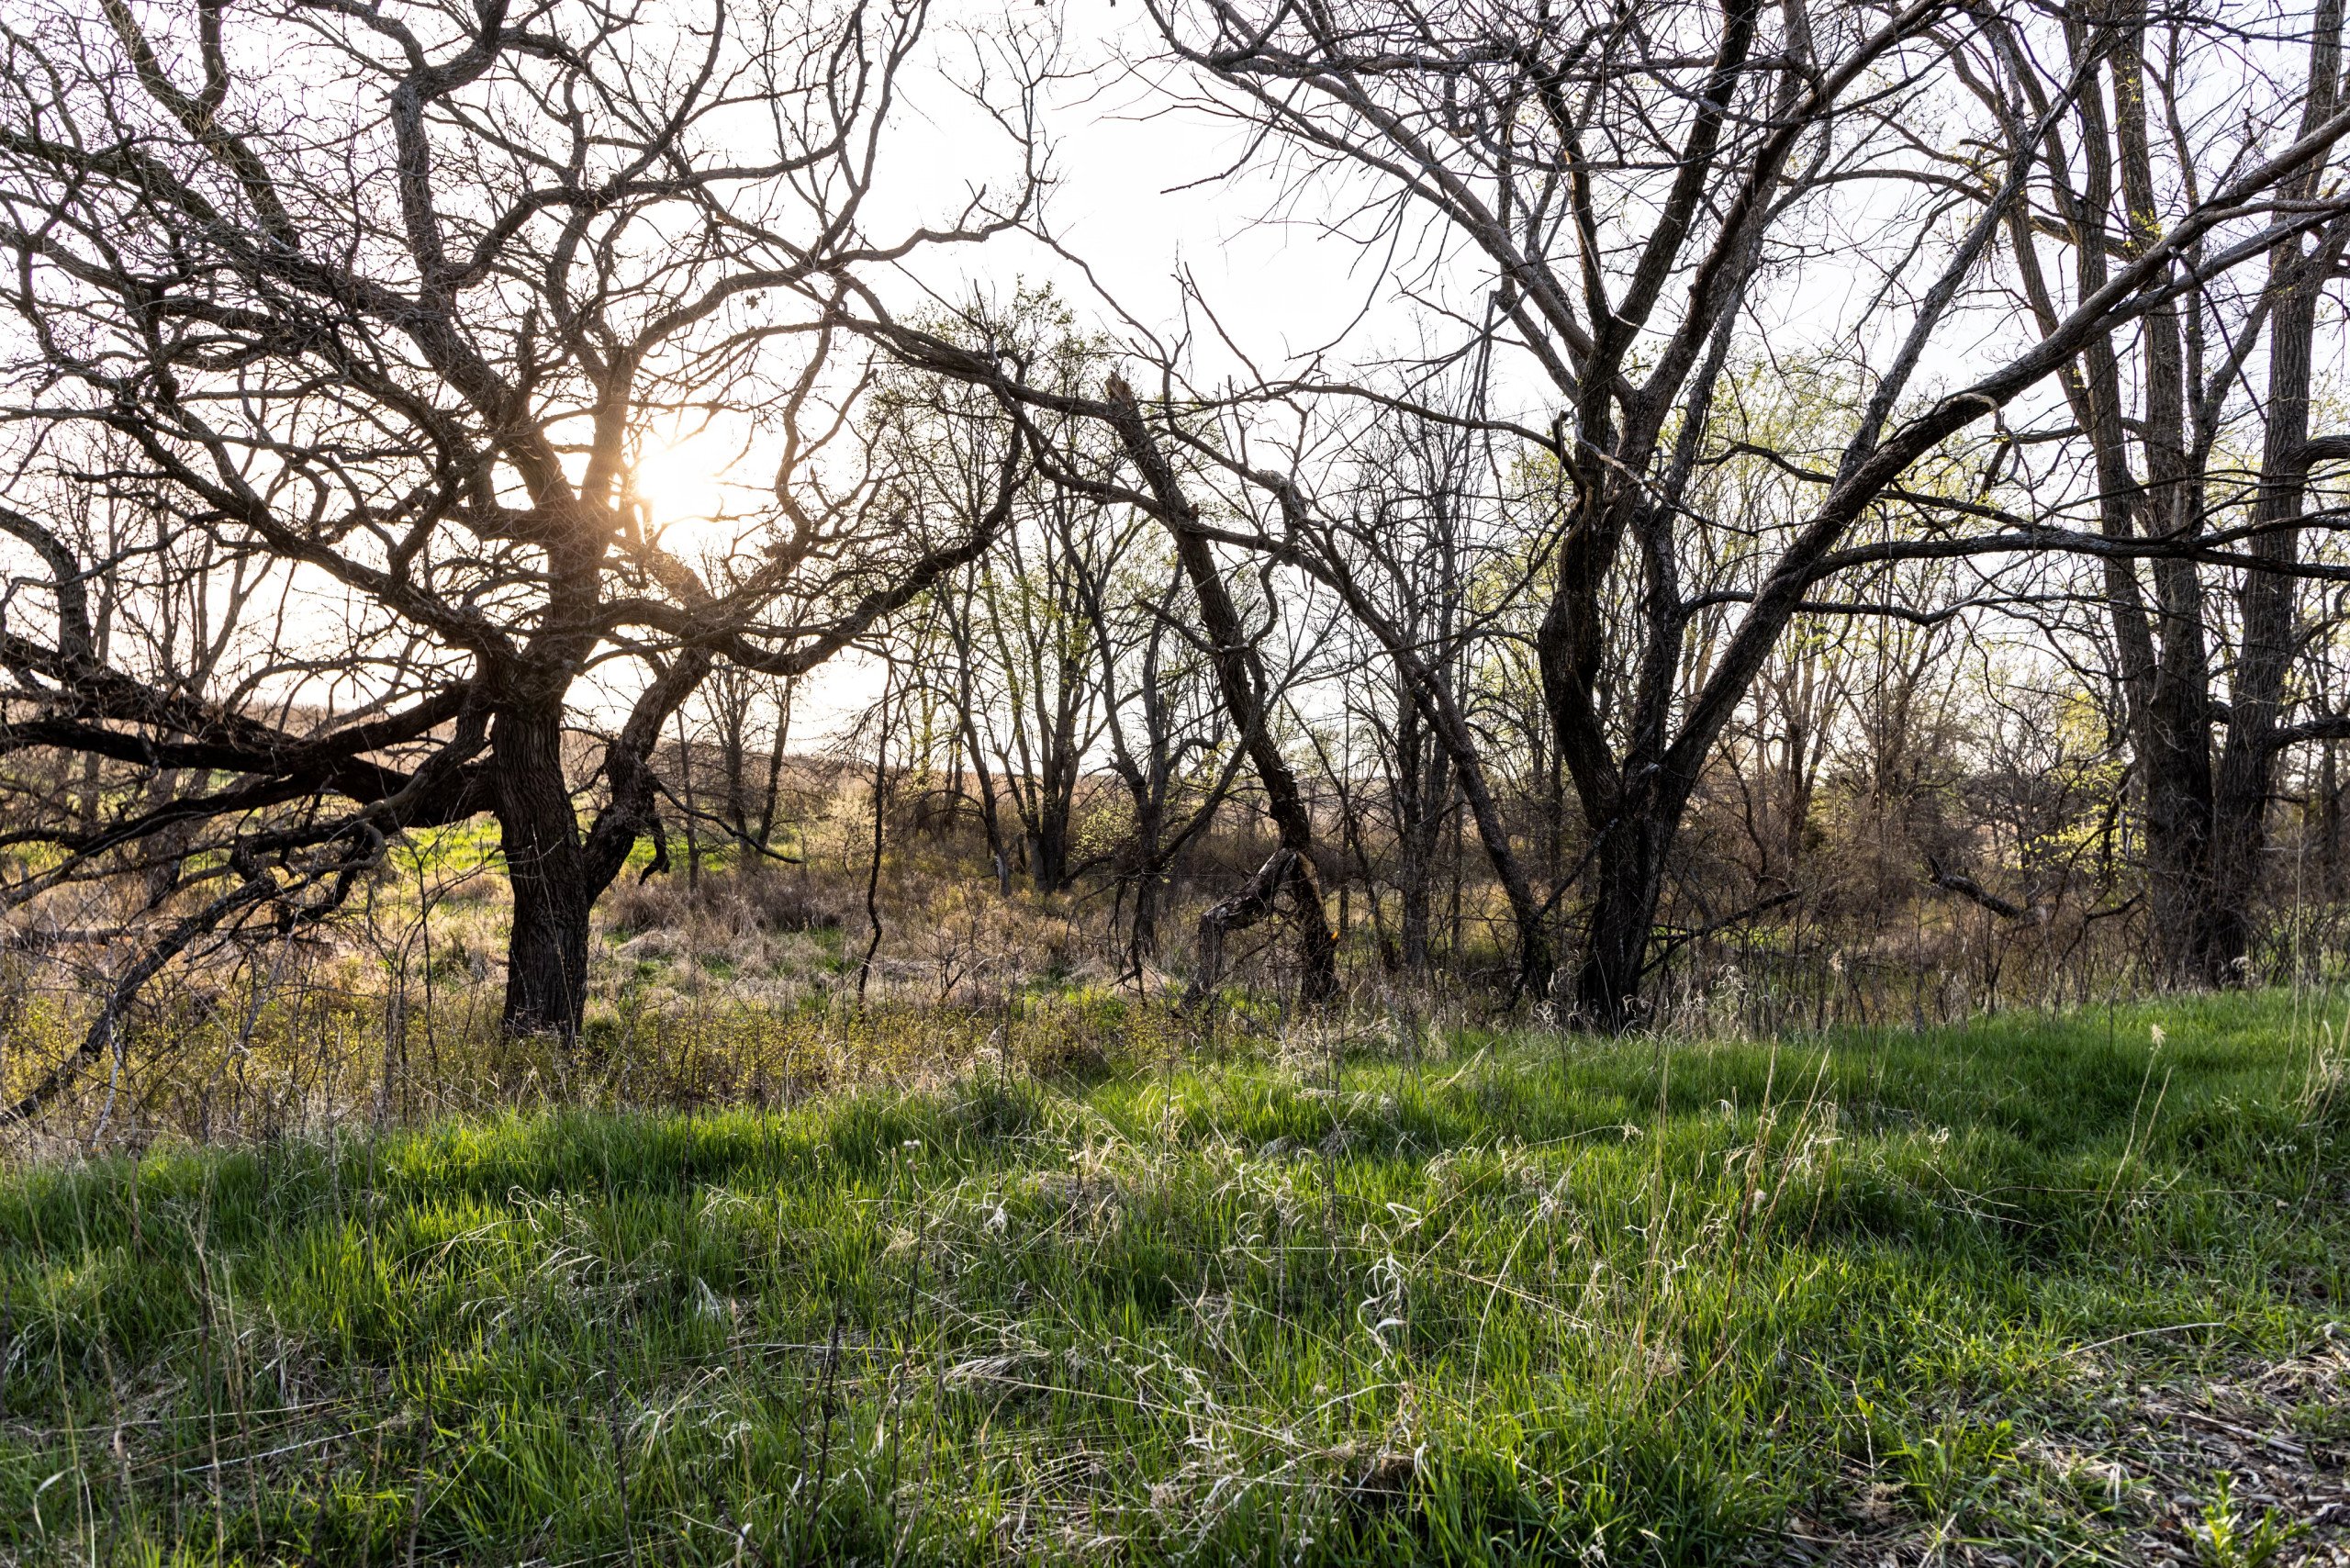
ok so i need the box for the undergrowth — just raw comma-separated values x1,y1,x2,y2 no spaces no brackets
1,991,2346,1564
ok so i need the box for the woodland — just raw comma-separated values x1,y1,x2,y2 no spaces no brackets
1,0,2349,1561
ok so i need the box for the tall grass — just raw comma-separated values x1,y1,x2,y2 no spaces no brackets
2,991,2345,1564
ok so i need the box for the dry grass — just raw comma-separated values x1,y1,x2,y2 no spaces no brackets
3,992,2346,1563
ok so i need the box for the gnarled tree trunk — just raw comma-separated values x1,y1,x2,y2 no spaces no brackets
491,703,597,1040
1186,847,1333,1002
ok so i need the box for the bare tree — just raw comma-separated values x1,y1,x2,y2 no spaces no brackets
1979,0,2350,984
967,0,2350,1026
1092,567,1248,971
1098,376,1340,1002
1345,431,1471,976
0,0,1041,1074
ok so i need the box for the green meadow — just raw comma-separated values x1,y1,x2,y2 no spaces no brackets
3,993,2345,1564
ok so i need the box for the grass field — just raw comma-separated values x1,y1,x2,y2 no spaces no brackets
3,993,2347,1565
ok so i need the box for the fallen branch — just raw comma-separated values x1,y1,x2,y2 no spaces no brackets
1643,889,1801,976
1924,856,2044,923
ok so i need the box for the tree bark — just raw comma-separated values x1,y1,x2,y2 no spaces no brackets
1571,782,1682,1030
2211,0,2344,977
2000,11,2229,986
1032,782,1072,893
492,703,596,1039
1187,847,1327,1002
1130,854,1168,964
2111,8,2227,985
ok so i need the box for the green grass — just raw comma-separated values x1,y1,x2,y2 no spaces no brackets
2,992,2346,1564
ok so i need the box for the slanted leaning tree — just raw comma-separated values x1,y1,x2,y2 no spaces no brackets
0,0,1040,1088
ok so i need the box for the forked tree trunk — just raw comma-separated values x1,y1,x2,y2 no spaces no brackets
1571,808,1677,1031
2068,6,2227,991
2140,705,2224,984
2110,0,2340,986
1130,864,1166,964
1126,800,1172,968
1396,837,1437,972
1032,802,1070,893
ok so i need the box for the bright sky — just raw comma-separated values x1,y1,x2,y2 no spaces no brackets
631,0,1423,738
22,0,2340,754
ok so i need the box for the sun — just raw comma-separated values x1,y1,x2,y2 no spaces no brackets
627,431,735,548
